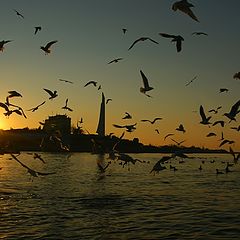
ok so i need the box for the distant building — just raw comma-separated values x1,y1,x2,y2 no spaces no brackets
43,114,71,135
96,93,105,136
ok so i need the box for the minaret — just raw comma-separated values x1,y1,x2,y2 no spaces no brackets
96,93,105,136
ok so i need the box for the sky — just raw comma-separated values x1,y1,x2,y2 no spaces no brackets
0,0,239,150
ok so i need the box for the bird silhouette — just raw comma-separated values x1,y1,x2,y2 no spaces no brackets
62,99,73,112
106,98,112,104
122,112,132,119
108,58,123,64
185,76,197,86
84,80,97,87
219,139,235,148
122,28,127,34
206,132,217,137
150,156,171,174
212,120,225,128
199,105,212,125
128,37,158,50
40,40,58,55
219,88,229,93
172,0,199,22
140,70,154,97
164,133,174,140
59,79,73,84
231,125,240,132
223,99,240,122
0,40,12,52
141,117,162,124
113,123,137,132
170,138,186,146
192,32,208,36
208,106,222,114
7,90,22,98
14,9,24,19
27,101,46,112
159,33,184,52
176,124,186,133
43,88,58,100
34,26,42,35
233,72,240,80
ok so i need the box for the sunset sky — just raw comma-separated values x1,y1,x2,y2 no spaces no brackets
0,0,239,150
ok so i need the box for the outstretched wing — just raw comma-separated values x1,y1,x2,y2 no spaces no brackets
229,99,240,115
128,38,141,50
159,33,176,39
140,70,150,88
113,124,125,128
200,105,207,121
43,88,54,96
45,40,58,49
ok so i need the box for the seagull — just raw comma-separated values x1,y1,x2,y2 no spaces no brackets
128,37,158,50
150,156,171,174
164,133,174,140
122,28,127,34
231,125,240,132
84,80,97,87
159,33,184,52
43,88,58,100
40,40,58,55
108,58,123,64
140,70,154,97
8,90,22,98
219,88,229,93
219,139,235,148
106,98,112,104
172,0,199,22
176,124,186,133
170,138,186,146
206,132,217,137
27,101,46,112
223,99,240,122
34,26,42,35
0,40,12,52
192,32,208,36
185,76,197,86
122,112,132,119
14,9,24,19
155,129,160,134
62,99,73,112
59,79,73,84
219,131,224,142
233,72,240,80
199,105,211,125
212,120,225,128
208,106,222,114
141,117,162,124
113,123,137,132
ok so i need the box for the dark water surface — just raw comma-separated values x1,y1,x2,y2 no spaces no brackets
1,152,240,239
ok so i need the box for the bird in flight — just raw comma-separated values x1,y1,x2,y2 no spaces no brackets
192,32,208,36
59,79,73,84
27,101,46,112
170,138,186,146
34,26,42,35
122,112,132,119
106,98,112,104
231,125,240,132
128,37,158,50
141,117,162,124
14,9,24,19
62,99,73,112
159,33,184,52
176,124,186,133
40,40,58,55
155,129,160,134
199,105,212,125
223,99,240,122
208,106,222,114
43,88,58,100
150,156,170,174
206,132,217,137
7,90,22,98
0,102,23,118
164,133,174,140
212,120,225,128
113,123,137,132
219,139,235,148
172,0,199,22
0,40,12,52
219,88,229,93
108,58,123,64
185,76,197,86
84,80,97,87
122,28,127,34
140,70,154,97
233,72,240,80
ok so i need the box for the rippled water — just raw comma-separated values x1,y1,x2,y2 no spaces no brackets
1,152,240,239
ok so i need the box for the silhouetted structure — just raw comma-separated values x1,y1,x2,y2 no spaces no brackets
96,93,105,136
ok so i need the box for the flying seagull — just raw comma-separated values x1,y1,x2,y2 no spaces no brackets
122,28,127,34
108,58,123,64
171,138,186,146
185,76,197,86
192,32,208,36
176,124,186,133
122,112,132,119
199,105,211,125
59,79,73,84
208,106,222,114
14,9,24,19
43,88,58,100
223,99,240,122
62,99,73,112
27,101,46,112
0,40,12,52
40,40,58,55
113,123,137,132
150,156,171,174
34,26,42,35
84,80,97,87
106,98,112,104
8,90,22,98
164,133,174,140
233,72,240,80
140,70,154,97
172,0,199,22
212,120,225,128
159,33,184,52
128,37,158,50
206,132,217,137
141,117,162,124
219,88,229,93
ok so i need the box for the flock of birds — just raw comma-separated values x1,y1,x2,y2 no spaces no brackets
0,0,239,179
